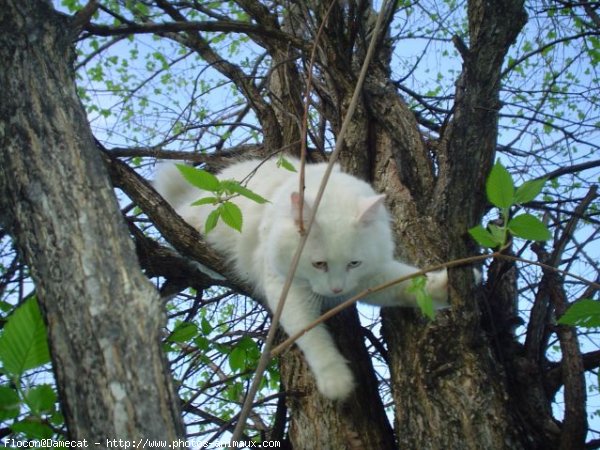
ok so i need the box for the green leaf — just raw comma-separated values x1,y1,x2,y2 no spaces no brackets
276,156,297,172
468,225,500,248
407,276,435,320
228,337,259,372
221,180,269,204
486,162,515,208
167,322,199,343
219,202,243,232
176,164,220,192
190,196,218,206
49,409,64,426
558,299,600,327
488,223,506,246
194,335,210,352
228,346,245,372
62,0,83,13
24,385,57,415
514,178,547,204
11,419,54,439
237,336,260,355
0,297,51,378
204,208,221,234
200,317,213,335
224,381,243,401
508,214,552,241
0,386,20,421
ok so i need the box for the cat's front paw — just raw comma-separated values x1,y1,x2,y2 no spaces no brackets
426,268,482,309
426,269,449,309
315,360,355,400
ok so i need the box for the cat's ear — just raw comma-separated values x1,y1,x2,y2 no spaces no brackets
291,192,312,227
357,194,386,225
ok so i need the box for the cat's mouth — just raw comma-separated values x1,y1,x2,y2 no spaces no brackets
320,289,349,299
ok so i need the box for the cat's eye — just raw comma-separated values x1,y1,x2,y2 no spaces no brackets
347,261,362,269
312,261,328,271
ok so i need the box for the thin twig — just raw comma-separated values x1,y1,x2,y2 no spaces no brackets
271,253,489,357
297,0,337,235
270,251,600,359
230,1,392,441
499,254,600,291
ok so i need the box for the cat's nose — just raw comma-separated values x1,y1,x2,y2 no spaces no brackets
331,287,343,294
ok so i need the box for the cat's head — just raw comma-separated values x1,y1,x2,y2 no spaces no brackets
269,191,394,298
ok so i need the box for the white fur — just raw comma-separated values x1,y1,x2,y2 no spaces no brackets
154,158,448,400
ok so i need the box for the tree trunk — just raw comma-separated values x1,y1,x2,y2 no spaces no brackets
373,0,537,448
0,1,183,443
280,309,395,450
276,1,544,449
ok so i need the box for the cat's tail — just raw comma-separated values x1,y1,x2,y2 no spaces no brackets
153,161,194,209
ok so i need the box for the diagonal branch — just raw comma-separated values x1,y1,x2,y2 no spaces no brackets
101,150,254,298
548,273,588,450
84,19,307,50
546,350,600,398
435,0,528,235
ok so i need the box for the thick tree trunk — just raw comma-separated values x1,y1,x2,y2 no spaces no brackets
0,1,183,443
280,309,395,450
375,1,535,448
275,1,543,449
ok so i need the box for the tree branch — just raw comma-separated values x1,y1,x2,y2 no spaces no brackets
549,276,588,450
435,0,528,235
101,150,254,298
84,19,307,50
546,350,600,397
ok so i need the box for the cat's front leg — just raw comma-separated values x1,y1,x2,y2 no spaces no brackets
263,276,355,400
360,260,449,309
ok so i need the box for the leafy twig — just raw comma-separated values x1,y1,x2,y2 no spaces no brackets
269,251,600,359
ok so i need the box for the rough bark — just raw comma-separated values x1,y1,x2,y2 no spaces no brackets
279,309,395,450
0,1,183,443
376,1,533,448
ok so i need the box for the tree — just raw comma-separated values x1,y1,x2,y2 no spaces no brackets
1,0,599,449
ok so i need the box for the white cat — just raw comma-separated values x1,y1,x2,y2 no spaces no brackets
154,157,449,400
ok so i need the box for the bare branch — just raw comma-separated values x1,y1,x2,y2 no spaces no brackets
84,19,307,50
